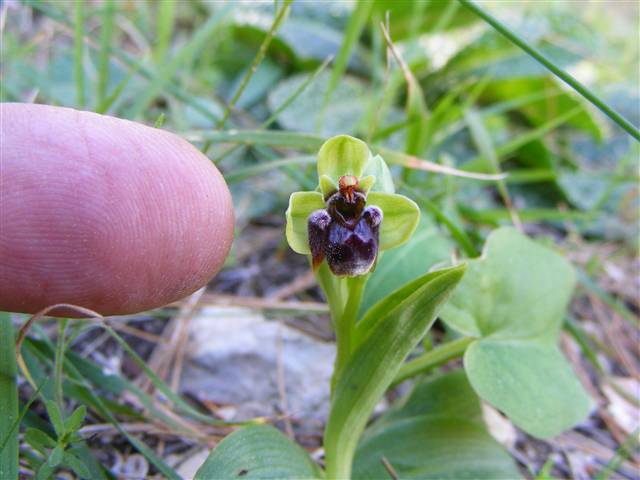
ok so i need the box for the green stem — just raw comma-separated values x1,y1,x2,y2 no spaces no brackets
332,276,368,395
458,0,640,142
0,312,18,480
54,319,68,411
392,336,473,386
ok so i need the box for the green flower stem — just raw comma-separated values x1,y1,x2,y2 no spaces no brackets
392,336,474,386
333,276,368,391
458,0,640,142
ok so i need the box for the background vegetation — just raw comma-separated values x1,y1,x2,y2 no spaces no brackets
2,0,638,479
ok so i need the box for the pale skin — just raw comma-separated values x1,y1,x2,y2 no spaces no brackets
0,103,234,316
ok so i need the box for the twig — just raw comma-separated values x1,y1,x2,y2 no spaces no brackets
381,456,399,480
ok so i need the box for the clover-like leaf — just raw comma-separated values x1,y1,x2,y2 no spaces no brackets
438,227,593,438
367,192,420,251
441,227,575,340
317,135,369,185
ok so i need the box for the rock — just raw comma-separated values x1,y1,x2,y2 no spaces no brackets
180,307,335,424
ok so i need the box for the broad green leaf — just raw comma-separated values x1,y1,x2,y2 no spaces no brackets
440,227,575,340
317,134,369,183
323,265,466,479
465,340,593,438
360,218,451,315
352,416,520,480
367,192,420,251
194,425,320,480
439,228,593,438
285,191,324,255
354,370,520,479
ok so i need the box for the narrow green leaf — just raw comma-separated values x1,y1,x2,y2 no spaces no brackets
44,400,65,438
48,445,64,467
35,462,55,480
324,265,466,479
0,312,18,480
63,451,91,479
24,428,56,455
65,405,86,433
194,425,320,480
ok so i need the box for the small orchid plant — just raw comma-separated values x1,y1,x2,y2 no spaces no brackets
286,135,423,385
195,135,591,480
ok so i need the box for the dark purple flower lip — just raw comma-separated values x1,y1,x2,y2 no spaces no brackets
308,175,383,276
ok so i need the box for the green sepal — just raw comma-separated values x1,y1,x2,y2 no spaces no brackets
317,135,369,183
285,191,420,256
362,154,394,193
367,192,420,250
285,191,324,255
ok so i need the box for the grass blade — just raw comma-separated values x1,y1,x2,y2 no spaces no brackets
126,4,233,118
458,0,640,142
154,0,176,63
97,0,115,106
73,0,85,108
380,21,430,157
216,1,292,130
465,107,522,230
320,0,373,129
0,312,18,480
463,105,584,171
225,156,315,184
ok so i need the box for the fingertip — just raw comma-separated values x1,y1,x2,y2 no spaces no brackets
1,103,234,315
